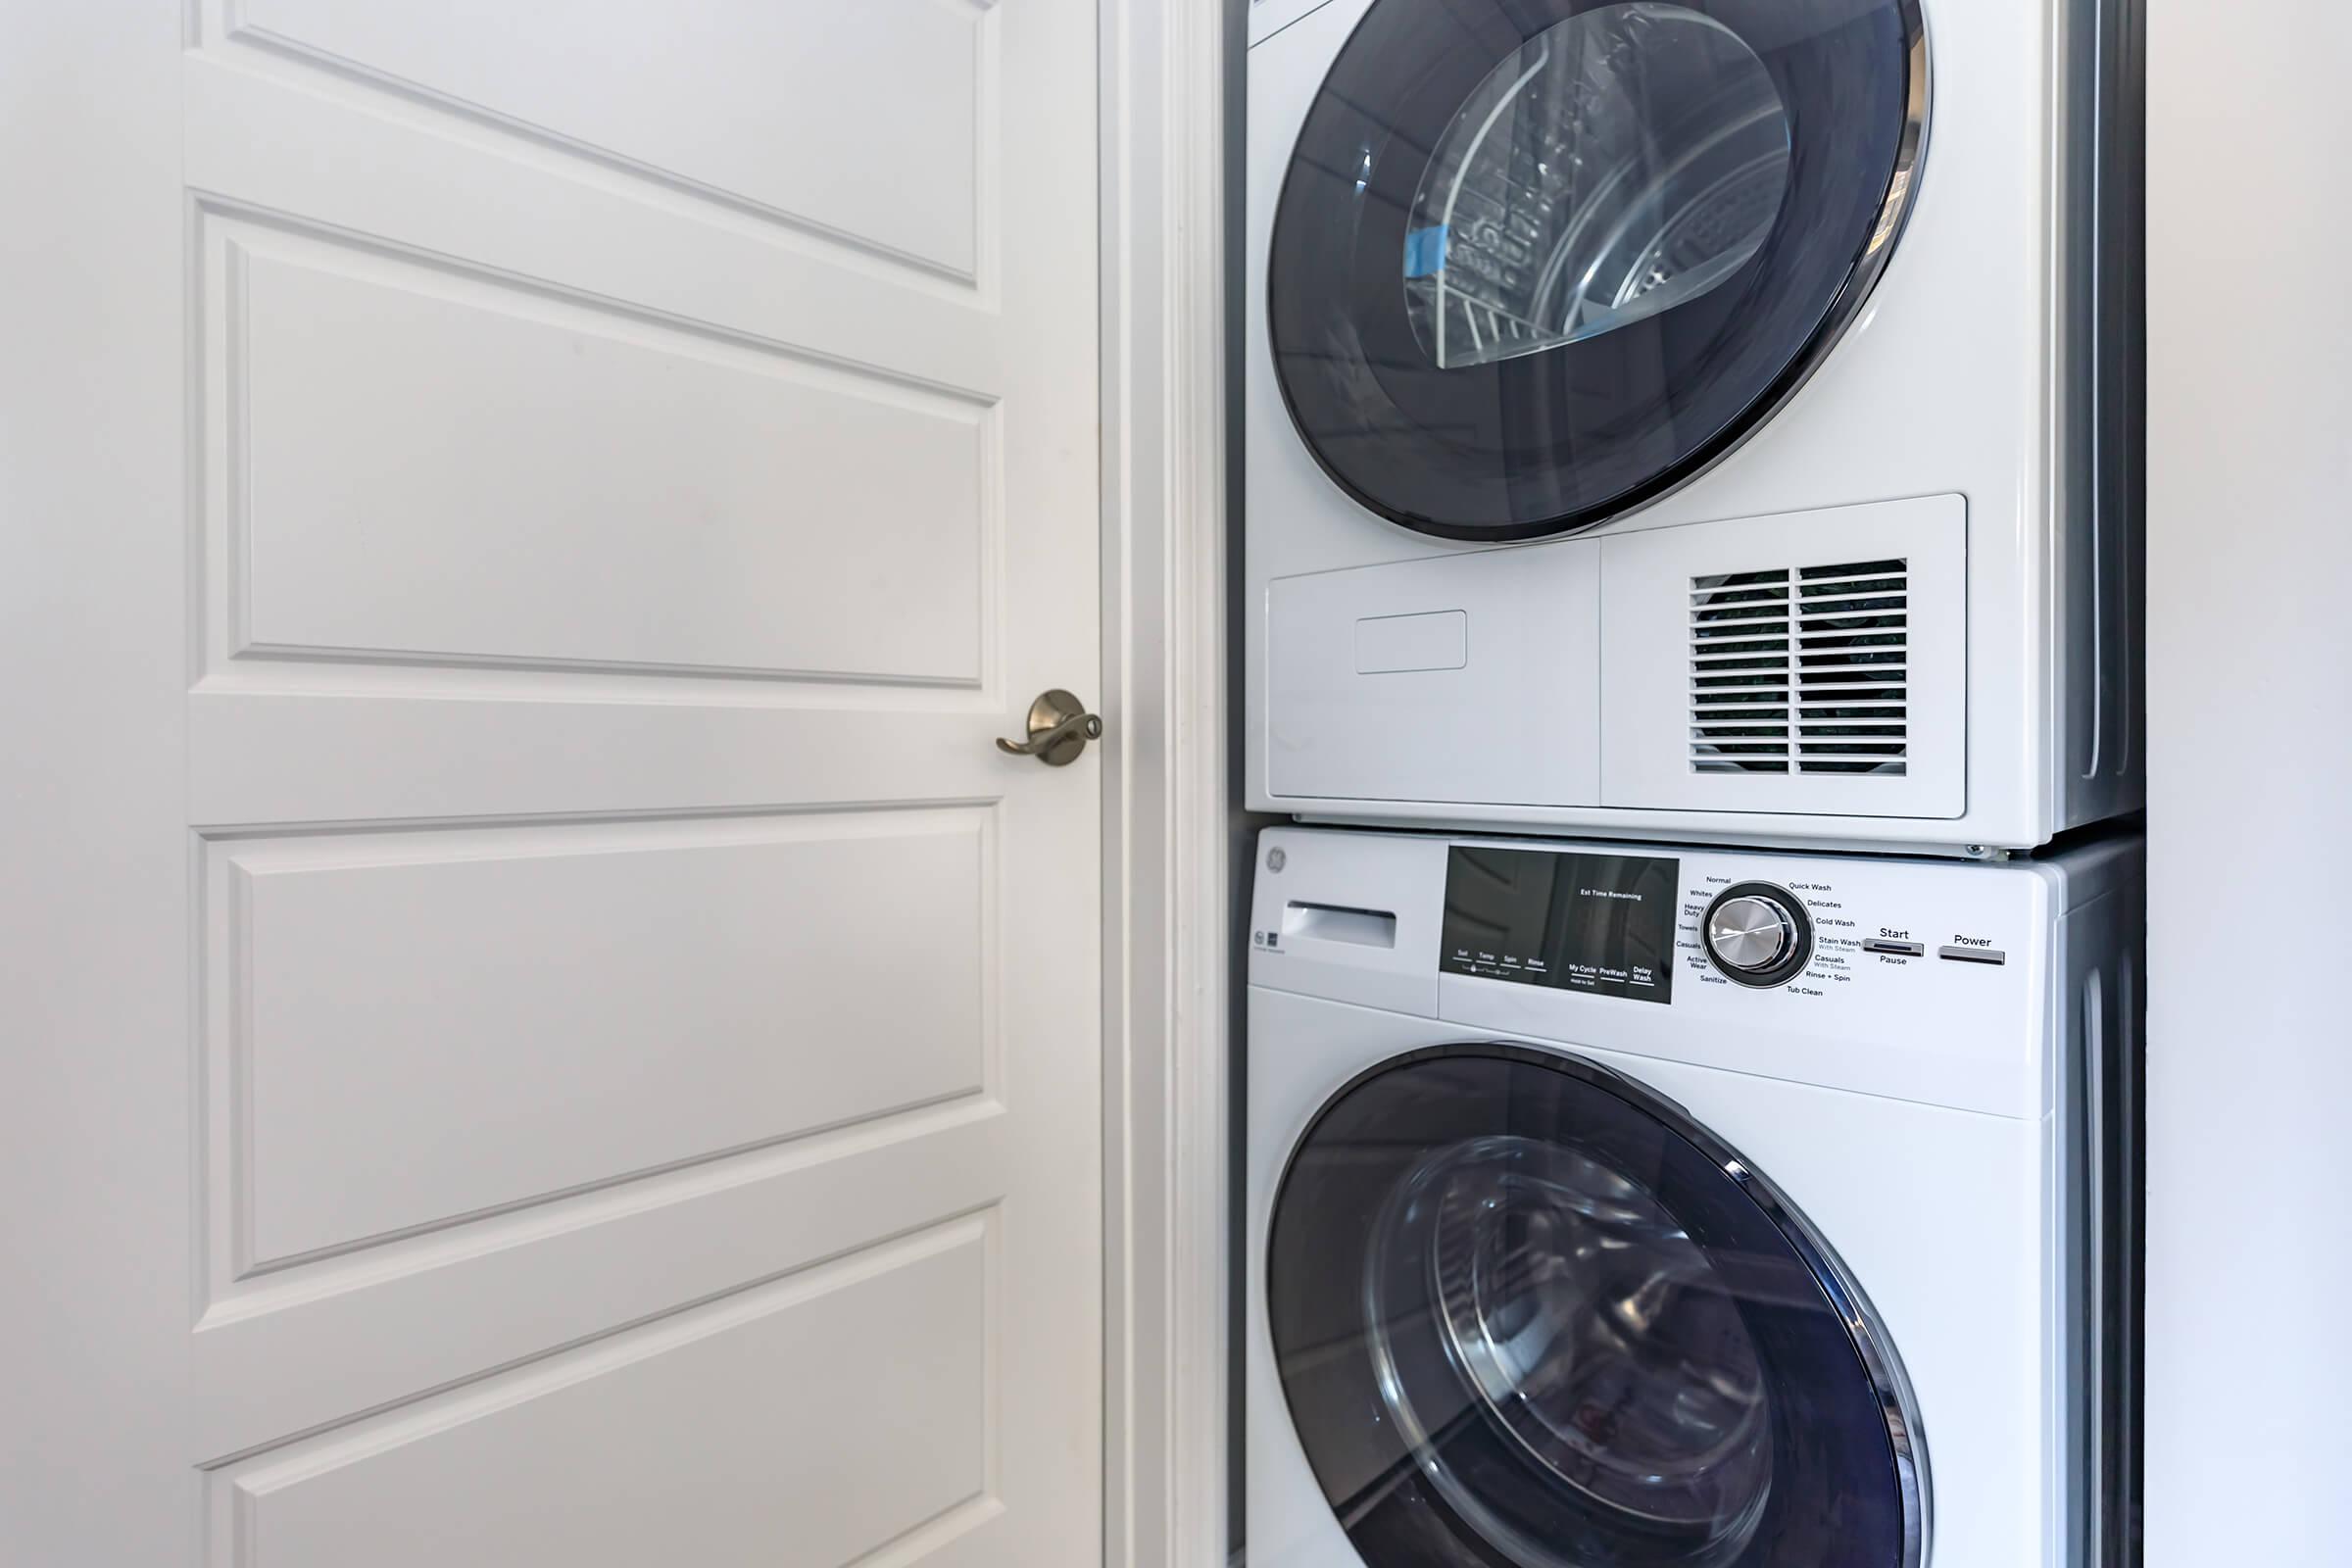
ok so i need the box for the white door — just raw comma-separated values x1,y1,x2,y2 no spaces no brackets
0,4,1102,1565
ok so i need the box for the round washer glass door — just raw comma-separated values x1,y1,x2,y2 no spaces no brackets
1267,0,1927,542
1266,1044,1926,1568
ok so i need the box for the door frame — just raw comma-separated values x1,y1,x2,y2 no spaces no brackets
1099,0,1232,1564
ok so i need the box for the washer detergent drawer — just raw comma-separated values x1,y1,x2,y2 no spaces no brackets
1263,542,1601,807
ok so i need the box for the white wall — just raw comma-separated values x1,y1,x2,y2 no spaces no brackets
2145,8,2352,1562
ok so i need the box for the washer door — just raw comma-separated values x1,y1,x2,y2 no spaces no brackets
1267,0,1926,542
1266,1044,1926,1568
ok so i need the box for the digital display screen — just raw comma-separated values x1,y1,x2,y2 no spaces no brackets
1441,846,1680,1004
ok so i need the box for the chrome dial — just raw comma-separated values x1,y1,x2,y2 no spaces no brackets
1707,895,1796,972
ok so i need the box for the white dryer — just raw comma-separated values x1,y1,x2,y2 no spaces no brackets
1244,0,2143,853
1246,826,2142,1568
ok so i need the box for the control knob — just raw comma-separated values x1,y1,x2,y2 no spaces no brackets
1702,883,1814,988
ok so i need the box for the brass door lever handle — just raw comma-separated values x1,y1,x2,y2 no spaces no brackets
997,689,1102,766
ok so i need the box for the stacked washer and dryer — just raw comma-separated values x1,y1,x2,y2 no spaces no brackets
1240,3,2144,1568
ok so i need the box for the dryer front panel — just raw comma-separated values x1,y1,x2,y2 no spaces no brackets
1265,1043,1927,1568
1261,494,1965,822
1265,0,1928,542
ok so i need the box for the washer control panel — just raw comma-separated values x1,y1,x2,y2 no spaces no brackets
1251,828,2067,1119
1428,842,2031,1004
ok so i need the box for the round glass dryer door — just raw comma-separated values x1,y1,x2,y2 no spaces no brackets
1267,0,1928,541
1266,1045,1927,1568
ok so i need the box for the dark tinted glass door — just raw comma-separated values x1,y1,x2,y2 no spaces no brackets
1268,0,1926,541
1266,1044,1926,1568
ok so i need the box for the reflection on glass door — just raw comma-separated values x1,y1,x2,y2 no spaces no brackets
1405,5,1791,369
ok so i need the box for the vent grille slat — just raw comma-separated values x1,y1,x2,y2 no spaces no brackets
1689,557,1908,777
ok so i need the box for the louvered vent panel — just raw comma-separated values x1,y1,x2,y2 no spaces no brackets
1689,567,1792,773
1794,558,1908,774
1691,558,1909,776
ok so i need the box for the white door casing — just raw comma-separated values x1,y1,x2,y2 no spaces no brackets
1,3,1103,1564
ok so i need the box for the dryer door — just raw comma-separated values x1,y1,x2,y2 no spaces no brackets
1266,0,1926,542
1265,1043,1927,1568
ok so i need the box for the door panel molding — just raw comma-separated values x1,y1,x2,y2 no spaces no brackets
207,1212,1000,1563
201,0,999,286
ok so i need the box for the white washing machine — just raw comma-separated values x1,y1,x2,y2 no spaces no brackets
1244,0,2143,853
1245,826,2142,1568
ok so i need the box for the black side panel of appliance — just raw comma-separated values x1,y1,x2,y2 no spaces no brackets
2064,850,2146,1568
2063,0,2147,828
2077,0,2147,1557
2103,867,2147,1568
